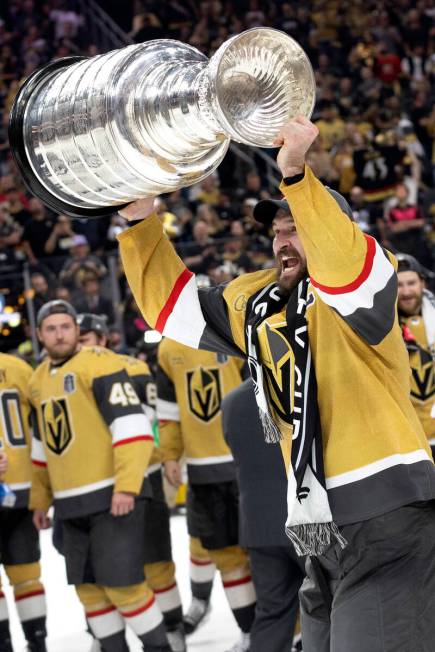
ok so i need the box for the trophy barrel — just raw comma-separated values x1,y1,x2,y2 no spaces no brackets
9,29,315,219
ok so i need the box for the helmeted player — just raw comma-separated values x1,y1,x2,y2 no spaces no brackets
157,338,256,652
29,301,171,652
0,352,47,652
397,254,435,458
77,312,185,652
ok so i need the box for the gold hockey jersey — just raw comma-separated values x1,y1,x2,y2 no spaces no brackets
29,347,154,518
0,353,33,508
156,338,244,483
119,165,435,526
400,312,435,453
119,354,161,470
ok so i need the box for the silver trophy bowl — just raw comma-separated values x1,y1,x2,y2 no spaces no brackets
9,28,315,218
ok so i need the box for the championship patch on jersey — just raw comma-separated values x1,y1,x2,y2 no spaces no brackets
41,398,74,455
63,373,76,394
186,367,222,423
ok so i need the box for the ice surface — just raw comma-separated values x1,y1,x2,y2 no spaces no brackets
2,514,240,651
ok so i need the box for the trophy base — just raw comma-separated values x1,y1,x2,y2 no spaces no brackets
9,57,128,220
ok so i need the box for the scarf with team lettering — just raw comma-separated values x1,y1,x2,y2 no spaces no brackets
245,278,346,556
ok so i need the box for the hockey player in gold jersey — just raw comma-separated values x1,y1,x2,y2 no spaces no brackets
77,313,185,652
157,337,256,652
118,117,435,652
397,254,435,459
0,352,47,652
29,301,171,652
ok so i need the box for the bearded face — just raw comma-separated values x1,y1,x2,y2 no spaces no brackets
397,270,424,316
272,211,308,296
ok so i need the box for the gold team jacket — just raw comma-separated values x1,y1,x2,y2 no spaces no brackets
119,166,435,526
0,353,34,508
156,338,244,483
29,347,154,518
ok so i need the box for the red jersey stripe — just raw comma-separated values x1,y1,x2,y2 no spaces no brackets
112,435,154,448
310,235,376,295
155,268,193,332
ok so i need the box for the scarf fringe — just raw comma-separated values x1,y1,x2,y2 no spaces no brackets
259,409,283,443
285,521,347,557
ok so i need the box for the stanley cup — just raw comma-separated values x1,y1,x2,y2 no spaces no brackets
9,28,315,219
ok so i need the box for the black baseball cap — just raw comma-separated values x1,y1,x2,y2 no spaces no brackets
37,300,77,327
253,188,354,225
396,253,425,278
77,313,109,336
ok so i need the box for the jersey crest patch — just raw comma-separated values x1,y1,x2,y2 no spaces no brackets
42,398,74,455
186,367,222,423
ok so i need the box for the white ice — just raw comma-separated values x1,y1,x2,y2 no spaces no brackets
2,514,240,651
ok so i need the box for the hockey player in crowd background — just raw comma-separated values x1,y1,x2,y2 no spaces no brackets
117,116,435,652
29,301,172,652
397,254,435,458
156,334,256,652
0,353,47,652
77,313,186,652
222,379,304,652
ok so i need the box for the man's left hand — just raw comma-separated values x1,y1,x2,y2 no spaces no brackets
111,491,135,516
274,116,319,178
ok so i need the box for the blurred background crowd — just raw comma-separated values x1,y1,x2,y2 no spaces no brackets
0,0,433,362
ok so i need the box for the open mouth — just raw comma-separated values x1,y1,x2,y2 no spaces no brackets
281,255,299,274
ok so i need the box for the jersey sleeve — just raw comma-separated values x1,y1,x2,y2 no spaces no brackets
91,364,154,494
282,166,397,345
118,215,243,356
156,344,183,462
29,407,53,512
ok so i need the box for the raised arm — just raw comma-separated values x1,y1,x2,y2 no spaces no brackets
117,201,243,356
275,117,397,345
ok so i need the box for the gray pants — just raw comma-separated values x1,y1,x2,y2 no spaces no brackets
300,501,435,652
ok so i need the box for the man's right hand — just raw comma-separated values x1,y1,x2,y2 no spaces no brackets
119,197,156,222
33,509,51,530
164,460,182,488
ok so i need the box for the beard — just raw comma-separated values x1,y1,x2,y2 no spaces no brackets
275,249,308,297
398,295,422,316
46,341,78,362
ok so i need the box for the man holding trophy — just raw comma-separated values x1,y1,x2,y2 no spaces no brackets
9,25,435,652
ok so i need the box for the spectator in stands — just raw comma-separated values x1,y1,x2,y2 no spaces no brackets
73,272,115,325
44,214,77,270
181,219,218,274
348,186,379,237
385,183,433,267
21,198,55,264
223,220,255,274
30,272,53,314
123,295,147,349
59,234,107,289
0,202,21,247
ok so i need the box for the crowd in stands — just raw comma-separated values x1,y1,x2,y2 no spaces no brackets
0,0,433,358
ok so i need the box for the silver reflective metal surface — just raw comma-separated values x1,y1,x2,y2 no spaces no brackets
18,28,315,211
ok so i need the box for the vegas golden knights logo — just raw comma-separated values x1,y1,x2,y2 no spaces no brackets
260,320,294,423
42,398,74,455
187,367,222,423
410,348,434,402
